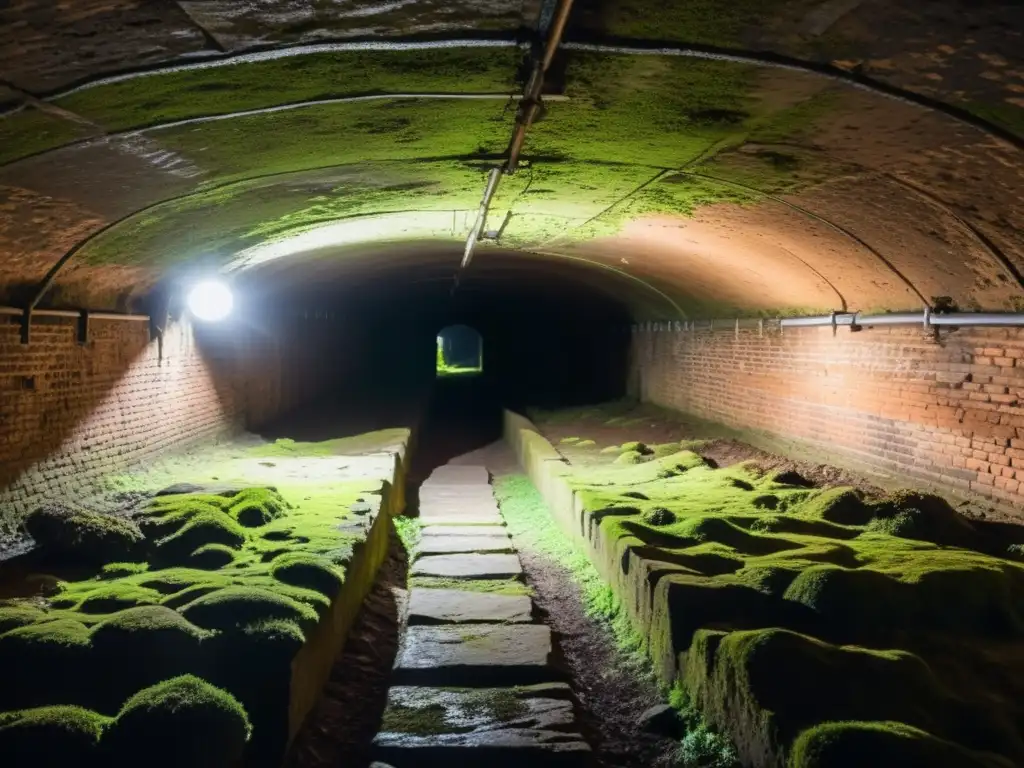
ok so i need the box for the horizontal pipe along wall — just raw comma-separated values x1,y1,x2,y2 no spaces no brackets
630,322,1024,514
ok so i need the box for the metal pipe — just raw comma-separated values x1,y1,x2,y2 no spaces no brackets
780,311,1024,329
854,312,927,326
505,0,576,173
780,313,857,328
930,313,1024,326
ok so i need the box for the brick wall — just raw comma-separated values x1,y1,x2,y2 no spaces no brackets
0,313,337,530
631,322,1024,513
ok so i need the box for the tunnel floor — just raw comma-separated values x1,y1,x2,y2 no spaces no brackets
284,381,680,768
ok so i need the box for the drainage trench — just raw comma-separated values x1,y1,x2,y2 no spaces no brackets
287,382,679,768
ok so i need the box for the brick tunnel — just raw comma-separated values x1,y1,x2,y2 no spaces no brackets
1,2,1024,767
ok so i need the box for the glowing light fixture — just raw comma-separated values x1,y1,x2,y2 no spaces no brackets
186,279,234,322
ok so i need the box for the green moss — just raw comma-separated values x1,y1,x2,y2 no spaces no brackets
180,586,319,634
615,450,647,465
790,720,1013,768
154,510,247,563
0,619,93,710
105,675,251,768
409,577,532,596
0,705,110,763
620,441,648,453
641,507,677,526
600,445,622,454
190,543,238,569
539,399,1024,765
0,108,95,165
575,439,597,448
101,562,149,578
0,605,47,632
269,553,343,598
585,0,790,48
229,488,288,528
560,437,581,444
651,442,682,458
25,504,144,564
394,515,421,556
56,48,521,132
380,703,455,735
248,429,410,458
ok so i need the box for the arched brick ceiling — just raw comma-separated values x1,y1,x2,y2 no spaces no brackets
0,0,1022,318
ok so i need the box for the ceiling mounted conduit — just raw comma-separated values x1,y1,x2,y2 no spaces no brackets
456,0,576,274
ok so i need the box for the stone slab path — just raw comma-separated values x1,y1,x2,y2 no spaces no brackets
372,464,592,767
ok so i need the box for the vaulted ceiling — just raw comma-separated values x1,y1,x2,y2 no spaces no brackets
1,0,1022,318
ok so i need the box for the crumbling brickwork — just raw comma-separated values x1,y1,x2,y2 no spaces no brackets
0,313,335,528
631,323,1024,513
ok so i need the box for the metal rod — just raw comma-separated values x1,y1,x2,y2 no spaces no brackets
505,0,576,173
460,167,503,269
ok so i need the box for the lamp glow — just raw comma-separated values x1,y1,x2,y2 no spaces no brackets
186,280,233,322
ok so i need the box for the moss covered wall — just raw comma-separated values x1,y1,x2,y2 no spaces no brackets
631,323,1024,515
0,312,342,532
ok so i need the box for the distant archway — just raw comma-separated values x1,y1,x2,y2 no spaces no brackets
436,324,482,377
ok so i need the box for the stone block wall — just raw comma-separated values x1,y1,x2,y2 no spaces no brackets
0,313,337,529
630,323,1024,513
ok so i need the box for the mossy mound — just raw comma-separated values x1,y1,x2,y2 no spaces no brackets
551,404,1024,767
190,543,238,569
0,469,382,763
790,720,1013,768
685,628,1024,766
180,586,319,633
90,607,211,683
229,488,289,528
620,441,649,453
101,562,149,578
104,675,251,768
642,507,677,526
866,490,978,547
153,510,246,564
270,553,343,597
0,619,93,709
615,450,647,465
0,605,47,632
25,504,144,564
600,445,622,454
652,442,682,457
0,705,110,763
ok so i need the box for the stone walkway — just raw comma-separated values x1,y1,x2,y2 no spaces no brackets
372,464,593,767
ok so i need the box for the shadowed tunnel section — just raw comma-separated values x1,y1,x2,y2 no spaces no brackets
238,241,634,412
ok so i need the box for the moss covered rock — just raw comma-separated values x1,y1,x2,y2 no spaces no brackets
270,553,342,597
104,675,251,768
0,619,93,709
229,488,288,528
180,586,319,633
615,450,647,465
25,504,144,564
154,510,246,564
790,720,1011,768
0,605,47,633
642,507,677,526
0,705,109,763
